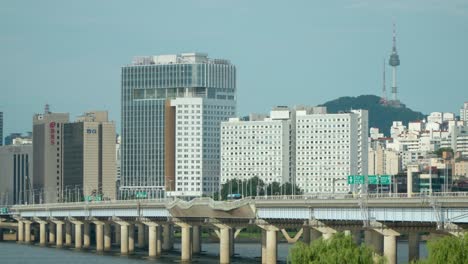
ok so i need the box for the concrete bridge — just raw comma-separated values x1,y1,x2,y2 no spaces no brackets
1,192,468,264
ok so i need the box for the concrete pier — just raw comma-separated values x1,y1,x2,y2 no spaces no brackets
156,225,162,256
95,223,104,252
180,225,191,262
303,226,311,243
192,225,201,254
148,225,157,258
408,232,420,262
351,230,361,245
104,223,111,251
83,222,90,248
49,223,56,244
137,223,145,248
128,224,135,253
74,223,82,249
115,224,121,245
162,224,173,251
24,221,31,243
39,222,47,246
261,230,267,264
120,224,129,255
384,235,397,264
65,222,72,246
220,227,231,264
17,221,24,242
266,229,277,264
55,222,63,247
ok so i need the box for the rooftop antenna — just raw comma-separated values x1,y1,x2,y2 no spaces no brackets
44,104,50,114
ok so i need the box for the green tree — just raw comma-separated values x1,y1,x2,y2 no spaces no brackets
433,147,454,158
413,234,468,264
214,176,303,200
288,232,385,264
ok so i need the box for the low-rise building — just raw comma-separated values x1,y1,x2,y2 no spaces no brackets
0,145,33,205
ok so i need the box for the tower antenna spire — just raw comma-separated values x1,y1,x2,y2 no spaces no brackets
388,22,401,106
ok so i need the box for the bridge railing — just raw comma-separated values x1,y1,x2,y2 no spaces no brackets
11,197,174,209
250,192,468,200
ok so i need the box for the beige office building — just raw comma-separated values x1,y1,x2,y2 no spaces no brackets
33,108,69,203
63,111,116,200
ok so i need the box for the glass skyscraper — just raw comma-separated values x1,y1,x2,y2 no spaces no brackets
120,53,236,198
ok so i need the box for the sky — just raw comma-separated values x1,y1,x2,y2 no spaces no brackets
1,0,468,136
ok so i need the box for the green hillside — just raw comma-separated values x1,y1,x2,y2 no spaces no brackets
320,95,426,136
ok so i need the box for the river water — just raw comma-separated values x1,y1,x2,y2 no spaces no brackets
0,240,427,264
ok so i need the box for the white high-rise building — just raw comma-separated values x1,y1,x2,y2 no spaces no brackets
461,102,468,124
121,53,236,198
220,106,368,194
220,107,291,185
295,109,368,194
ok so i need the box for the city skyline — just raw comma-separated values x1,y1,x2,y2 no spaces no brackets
2,0,468,137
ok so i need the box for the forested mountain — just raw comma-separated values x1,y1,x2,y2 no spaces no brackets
320,95,426,136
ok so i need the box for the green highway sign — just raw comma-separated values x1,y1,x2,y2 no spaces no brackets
368,175,378,184
348,175,365,185
136,192,147,199
0,207,8,214
347,175,392,185
380,175,391,185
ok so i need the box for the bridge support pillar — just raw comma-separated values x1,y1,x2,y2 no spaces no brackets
148,225,157,258
137,223,145,248
95,222,104,252
39,222,47,246
0,228,3,241
162,224,173,251
24,221,31,243
156,225,162,256
230,228,235,257
115,224,121,246
104,223,111,251
219,226,231,264
55,222,63,247
192,225,201,254
365,230,383,254
261,229,266,264
128,224,135,253
351,230,361,245
370,223,400,264
65,221,72,246
74,222,83,249
303,226,311,243
266,228,278,264
120,223,129,255
17,221,24,242
49,222,56,244
180,224,192,262
83,222,90,248
408,232,419,262
372,231,384,255
384,235,397,264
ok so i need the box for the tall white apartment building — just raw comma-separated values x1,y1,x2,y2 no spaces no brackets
220,107,291,185
221,106,368,194
295,109,368,194
461,102,468,124
170,97,235,197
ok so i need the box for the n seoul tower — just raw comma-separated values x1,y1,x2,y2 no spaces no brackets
388,23,401,105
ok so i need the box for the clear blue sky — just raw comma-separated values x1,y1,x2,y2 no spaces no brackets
1,0,467,136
